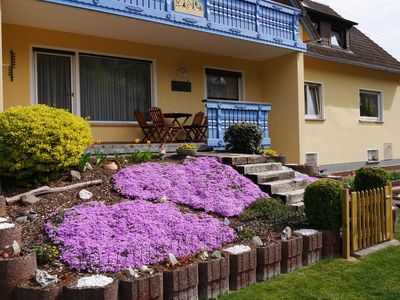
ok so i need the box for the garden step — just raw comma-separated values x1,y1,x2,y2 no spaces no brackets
235,163,282,175
219,155,269,166
248,170,295,184
275,189,305,205
290,202,305,213
260,178,308,195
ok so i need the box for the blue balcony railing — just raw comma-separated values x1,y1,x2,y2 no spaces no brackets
204,99,271,150
43,0,306,51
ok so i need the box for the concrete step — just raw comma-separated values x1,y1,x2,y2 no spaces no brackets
260,178,308,195
235,163,282,175
275,188,305,205
219,155,269,166
290,202,305,213
248,170,295,184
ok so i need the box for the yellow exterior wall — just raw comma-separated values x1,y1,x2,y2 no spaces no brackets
304,57,400,165
262,52,305,163
2,23,265,142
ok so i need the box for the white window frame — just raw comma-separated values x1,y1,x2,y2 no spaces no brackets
359,89,383,122
304,81,324,120
30,44,157,125
204,66,244,101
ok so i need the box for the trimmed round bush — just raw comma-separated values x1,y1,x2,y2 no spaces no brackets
304,179,343,230
224,122,262,154
0,105,92,184
354,167,389,191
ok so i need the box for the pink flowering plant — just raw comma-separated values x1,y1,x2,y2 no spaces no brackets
45,200,234,272
113,157,266,217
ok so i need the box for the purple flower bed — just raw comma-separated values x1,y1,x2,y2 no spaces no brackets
45,200,234,272
113,157,266,217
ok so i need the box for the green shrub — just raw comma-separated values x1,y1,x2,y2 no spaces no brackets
304,179,343,230
239,198,304,229
224,123,262,154
388,171,400,181
0,105,92,184
354,167,389,191
128,150,152,163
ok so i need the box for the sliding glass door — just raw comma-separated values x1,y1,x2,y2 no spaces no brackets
35,51,74,111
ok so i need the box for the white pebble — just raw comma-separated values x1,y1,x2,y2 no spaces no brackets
294,229,318,236
0,217,9,223
0,223,15,230
224,245,251,255
76,275,113,288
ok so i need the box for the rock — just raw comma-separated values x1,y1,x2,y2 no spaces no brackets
159,196,168,202
198,248,208,261
211,251,222,259
70,170,81,181
79,189,93,200
236,225,243,232
224,245,252,255
15,216,28,224
283,226,292,240
223,217,230,226
35,269,58,287
0,216,10,223
139,265,154,274
21,195,40,205
103,161,118,171
167,253,178,267
23,210,38,221
124,268,140,279
252,236,263,247
4,240,21,257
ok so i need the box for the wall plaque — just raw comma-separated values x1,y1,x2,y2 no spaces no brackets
171,80,192,92
174,0,204,17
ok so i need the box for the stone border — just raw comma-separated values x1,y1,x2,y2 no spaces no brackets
162,263,198,300
64,278,119,300
119,272,163,300
0,223,21,249
300,231,323,266
256,241,281,281
227,248,257,291
14,281,63,300
321,230,341,258
0,250,37,300
281,235,303,273
198,255,230,300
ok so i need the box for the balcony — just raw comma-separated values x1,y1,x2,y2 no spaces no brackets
43,0,306,51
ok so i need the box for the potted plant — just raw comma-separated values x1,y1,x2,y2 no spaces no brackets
259,149,287,165
176,143,197,157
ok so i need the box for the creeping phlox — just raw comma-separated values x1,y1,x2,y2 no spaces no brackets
113,157,266,217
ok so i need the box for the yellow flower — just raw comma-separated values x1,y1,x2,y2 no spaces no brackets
95,139,102,145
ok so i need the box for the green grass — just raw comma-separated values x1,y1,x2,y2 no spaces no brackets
220,220,400,300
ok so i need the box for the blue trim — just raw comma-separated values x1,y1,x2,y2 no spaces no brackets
204,99,272,150
42,0,306,51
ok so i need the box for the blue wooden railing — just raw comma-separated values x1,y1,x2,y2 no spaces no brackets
43,0,306,51
204,99,271,150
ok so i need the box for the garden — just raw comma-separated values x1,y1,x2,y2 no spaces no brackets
0,105,397,300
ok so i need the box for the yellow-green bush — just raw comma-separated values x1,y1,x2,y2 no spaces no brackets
0,105,92,184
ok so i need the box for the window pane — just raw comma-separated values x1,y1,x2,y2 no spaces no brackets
360,92,379,118
206,69,240,101
80,54,151,122
305,83,321,117
36,53,72,111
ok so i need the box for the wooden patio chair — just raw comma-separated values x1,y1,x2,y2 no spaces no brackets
149,107,177,142
183,111,205,142
198,116,208,142
134,109,156,142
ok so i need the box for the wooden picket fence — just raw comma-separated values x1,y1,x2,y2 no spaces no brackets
342,184,393,258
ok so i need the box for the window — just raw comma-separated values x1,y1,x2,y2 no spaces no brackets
206,68,242,101
80,54,152,122
304,82,323,119
331,28,345,49
359,90,382,121
367,149,379,162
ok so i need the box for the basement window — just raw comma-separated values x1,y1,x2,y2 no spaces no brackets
367,149,380,162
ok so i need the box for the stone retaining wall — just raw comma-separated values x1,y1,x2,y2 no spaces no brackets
256,242,281,281
280,235,303,273
227,248,257,291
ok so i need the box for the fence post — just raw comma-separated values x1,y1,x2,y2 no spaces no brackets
385,183,394,240
342,189,350,259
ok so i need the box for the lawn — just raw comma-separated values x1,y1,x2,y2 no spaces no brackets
220,219,400,300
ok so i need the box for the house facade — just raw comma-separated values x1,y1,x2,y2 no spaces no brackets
1,0,400,171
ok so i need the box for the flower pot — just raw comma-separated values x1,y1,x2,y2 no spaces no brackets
280,235,303,273
0,223,21,249
103,161,118,171
256,241,281,281
270,155,287,165
119,272,163,300
176,149,197,157
64,278,118,300
225,247,256,291
15,280,63,300
162,263,198,300
198,254,230,300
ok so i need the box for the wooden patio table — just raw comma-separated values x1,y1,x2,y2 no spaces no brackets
163,112,192,142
